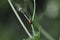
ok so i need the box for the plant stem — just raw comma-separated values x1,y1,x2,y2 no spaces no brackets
8,0,33,38
21,11,30,21
31,0,36,36
31,24,35,36
32,0,36,21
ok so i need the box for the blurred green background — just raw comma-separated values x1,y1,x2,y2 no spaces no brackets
0,0,60,40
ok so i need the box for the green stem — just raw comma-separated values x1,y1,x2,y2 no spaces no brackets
21,11,30,21
8,0,33,38
32,0,36,21
31,24,35,36
31,0,36,36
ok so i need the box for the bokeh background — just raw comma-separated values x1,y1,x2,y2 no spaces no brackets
0,0,60,40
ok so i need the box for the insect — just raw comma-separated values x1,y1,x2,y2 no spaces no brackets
28,20,32,24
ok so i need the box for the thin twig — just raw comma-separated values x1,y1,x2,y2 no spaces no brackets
8,0,33,38
21,11,30,21
32,0,36,21
31,24,35,36
31,0,36,36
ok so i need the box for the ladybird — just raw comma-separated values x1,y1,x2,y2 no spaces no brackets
28,20,32,24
